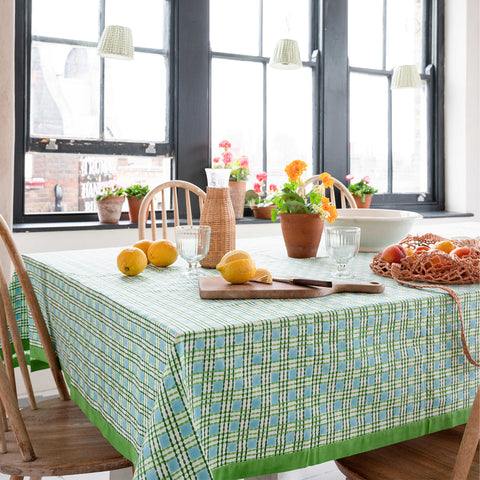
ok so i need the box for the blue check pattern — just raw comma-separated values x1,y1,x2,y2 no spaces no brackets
9,241,480,480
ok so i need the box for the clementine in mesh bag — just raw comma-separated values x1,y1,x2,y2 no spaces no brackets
370,233,480,367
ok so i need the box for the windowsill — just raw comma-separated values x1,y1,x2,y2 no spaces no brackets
12,211,475,233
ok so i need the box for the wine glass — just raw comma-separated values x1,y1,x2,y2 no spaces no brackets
325,226,361,278
175,225,211,275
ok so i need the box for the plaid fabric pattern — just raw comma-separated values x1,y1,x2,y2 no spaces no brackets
9,242,480,480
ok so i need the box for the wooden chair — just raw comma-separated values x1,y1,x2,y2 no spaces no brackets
335,384,480,480
0,214,132,479
137,180,206,240
304,175,358,209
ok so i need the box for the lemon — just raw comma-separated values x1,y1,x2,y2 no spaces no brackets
133,239,154,260
252,267,273,284
117,247,148,276
217,250,252,267
217,258,256,284
147,240,178,267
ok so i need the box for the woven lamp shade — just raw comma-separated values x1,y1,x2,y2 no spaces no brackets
269,39,302,70
391,65,421,89
97,25,134,60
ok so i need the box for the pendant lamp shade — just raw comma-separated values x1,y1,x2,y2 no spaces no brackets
97,25,134,60
391,65,421,89
269,39,302,70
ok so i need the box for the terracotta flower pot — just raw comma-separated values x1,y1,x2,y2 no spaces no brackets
127,196,145,223
353,194,373,208
279,213,325,258
229,181,247,220
96,196,125,224
252,205,277,220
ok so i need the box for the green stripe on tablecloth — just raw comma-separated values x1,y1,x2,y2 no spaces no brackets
30,345,139,464
212,407,470,480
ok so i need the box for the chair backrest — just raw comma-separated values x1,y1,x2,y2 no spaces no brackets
451,384,480,480
138,180,206,241
0,214,70,461
304,175,358,209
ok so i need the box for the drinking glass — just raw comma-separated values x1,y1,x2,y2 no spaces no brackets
325,226,361,278
175,225,211,275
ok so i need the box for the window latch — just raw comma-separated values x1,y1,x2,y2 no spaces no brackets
146,142,156,154
45,138,58,151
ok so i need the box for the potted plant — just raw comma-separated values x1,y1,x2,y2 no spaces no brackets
345,174,378,208
124,184,150,223
270,160,337,258
213,140,249,220
95,185,125,224
248,172,278,219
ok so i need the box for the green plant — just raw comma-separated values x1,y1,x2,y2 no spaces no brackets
95,185,124,201
124,184,150,200
270,160,337,223
346,174,378,202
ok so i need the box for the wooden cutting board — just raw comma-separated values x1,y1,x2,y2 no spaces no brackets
198,277,384,299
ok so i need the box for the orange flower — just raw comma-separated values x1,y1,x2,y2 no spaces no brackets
325,204,338,223
321,196,330,208
285,160,308,183
319,172,334,189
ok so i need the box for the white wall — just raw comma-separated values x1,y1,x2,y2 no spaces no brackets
445,0,480,218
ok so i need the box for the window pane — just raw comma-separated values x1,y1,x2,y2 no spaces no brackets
267,67,313,187
30,42,100,139
210,0,261,55
349,73,388,192
386,0,424,70
104,53,167,142
211,59,263,177
32,0,99,42
105,0,166,49
348,0,384,69
24,153,171,214
263,0,310,61
392,83,428,192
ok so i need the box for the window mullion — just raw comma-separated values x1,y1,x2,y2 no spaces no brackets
99,0,106,139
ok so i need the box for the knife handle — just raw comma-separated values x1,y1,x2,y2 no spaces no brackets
291,278,332,288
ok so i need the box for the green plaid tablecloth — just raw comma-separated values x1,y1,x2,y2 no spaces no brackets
9,239,480,480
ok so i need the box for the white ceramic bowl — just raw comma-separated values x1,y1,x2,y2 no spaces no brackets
333,209,423,252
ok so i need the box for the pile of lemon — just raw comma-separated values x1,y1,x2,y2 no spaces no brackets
216,250,272,285
117,239,178,276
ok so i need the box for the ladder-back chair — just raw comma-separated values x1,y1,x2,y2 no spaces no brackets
304,175,357,209
0,214,132,479
335,384,479,480
137,180,206,241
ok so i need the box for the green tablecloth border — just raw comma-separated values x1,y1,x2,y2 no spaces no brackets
212,405,470,480
30,345,139,465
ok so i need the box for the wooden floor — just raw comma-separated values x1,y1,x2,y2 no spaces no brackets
0,461,344,480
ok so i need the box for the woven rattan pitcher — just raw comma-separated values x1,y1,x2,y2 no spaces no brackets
200,168,236,268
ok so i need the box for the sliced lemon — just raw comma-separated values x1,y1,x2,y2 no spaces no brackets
216,250,252,268
216,258,256,284
252,267,273,284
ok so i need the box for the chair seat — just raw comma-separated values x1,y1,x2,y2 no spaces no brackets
335,425,479,480
1,398,132,477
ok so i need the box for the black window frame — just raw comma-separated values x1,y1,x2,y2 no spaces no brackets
14,0,175,224
14,0,444,226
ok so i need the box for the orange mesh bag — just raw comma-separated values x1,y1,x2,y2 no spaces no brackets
370,234,480,367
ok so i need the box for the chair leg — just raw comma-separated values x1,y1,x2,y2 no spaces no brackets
10,476,23,480
30,477,42,480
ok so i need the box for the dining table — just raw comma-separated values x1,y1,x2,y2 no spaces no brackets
8,234,480,480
